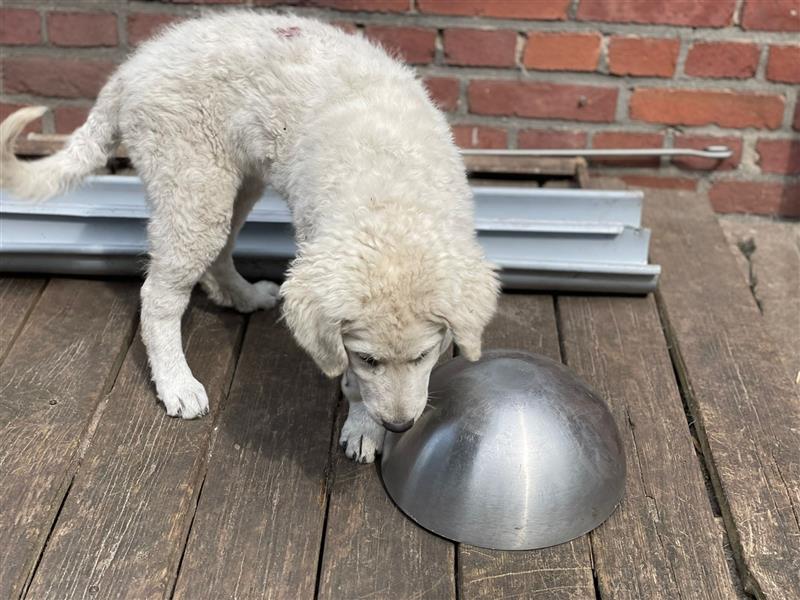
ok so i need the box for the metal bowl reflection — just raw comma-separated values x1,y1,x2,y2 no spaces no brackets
381,349,625,550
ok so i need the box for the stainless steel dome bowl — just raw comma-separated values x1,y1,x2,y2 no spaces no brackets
381,349,625,550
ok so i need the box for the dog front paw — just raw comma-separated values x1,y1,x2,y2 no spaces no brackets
158,375,209,419
340,403,385,464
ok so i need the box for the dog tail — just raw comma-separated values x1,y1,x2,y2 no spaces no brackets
0,75,122,201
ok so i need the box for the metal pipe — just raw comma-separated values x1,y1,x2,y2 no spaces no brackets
16,133,730,160
461,145,733,159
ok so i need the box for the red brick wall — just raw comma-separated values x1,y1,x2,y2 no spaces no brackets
1,0,798,216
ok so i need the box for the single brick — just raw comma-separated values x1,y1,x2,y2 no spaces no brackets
756,139,800,174
0,9,41,45
673,134,742,170
619,175,698,191
630,88,784,129
48,12,118,47
766,45,800,83
710,181,800,217
0,103,42,134
451,125,507,149
684,41,759,79
577,0,735,27
524,32,602,72
518,129,587,149
592,131,665,167
469,80,618,122
741,0,800,31
363,26,435,64
3,57,116,99
418,0,569,19
423,77,459,112
127,13,182,46
608,36,679,77
444,29,516,68
54,106,91,134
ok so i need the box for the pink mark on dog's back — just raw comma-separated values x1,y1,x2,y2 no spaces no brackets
275,26,301,39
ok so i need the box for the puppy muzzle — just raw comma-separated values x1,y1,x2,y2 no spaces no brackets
382,418,414,433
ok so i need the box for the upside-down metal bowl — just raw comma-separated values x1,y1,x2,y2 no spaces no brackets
381,349,626,550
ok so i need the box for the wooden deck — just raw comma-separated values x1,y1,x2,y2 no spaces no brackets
1,189,798,600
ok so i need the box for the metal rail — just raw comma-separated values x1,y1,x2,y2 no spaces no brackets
461,145,733,159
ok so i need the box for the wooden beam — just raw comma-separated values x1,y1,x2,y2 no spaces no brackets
172,308,340,599
25,297,245,599
15,133,581,177
0,279,140,599
645,190,800,599
559,295,740,599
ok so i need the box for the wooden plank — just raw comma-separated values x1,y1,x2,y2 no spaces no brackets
645,190,800,599
0,277,46,363
15,133,128,159
720,218,800,384
559,295,739,599
317,359,455,599
14,135,580,179
458,294,596,600
463,154,580,176
172,309,339,599
25,297,244,599
0,278,139,599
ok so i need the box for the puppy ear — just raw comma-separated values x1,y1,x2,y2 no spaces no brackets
280,252,349,378
438,329,454,356
440,247,500,361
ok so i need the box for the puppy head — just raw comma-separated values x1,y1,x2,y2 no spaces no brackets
342,321,451,430
281,225,499,428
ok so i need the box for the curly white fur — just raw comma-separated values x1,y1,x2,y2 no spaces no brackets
0,12,499,448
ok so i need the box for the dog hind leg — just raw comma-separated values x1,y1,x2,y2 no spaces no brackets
199,176,280,313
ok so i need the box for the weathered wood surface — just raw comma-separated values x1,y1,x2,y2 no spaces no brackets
317,355,455,600
0,279,139,599
15,133,129,159
0,277,46,363
720,218,800,384
463,154,581,176
559,295,739,599
172,308,339,600
15,133,580,178
25,298,244,600
646,190,800,599
459,294,596,600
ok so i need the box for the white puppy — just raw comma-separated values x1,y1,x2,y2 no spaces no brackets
0,12,499,462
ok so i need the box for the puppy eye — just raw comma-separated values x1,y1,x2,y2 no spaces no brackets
414,350,429,364
357,353,379,368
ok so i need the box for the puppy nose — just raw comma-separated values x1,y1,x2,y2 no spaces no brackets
382,418,414,433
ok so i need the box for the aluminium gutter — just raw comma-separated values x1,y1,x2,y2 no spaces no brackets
0,175,660,293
